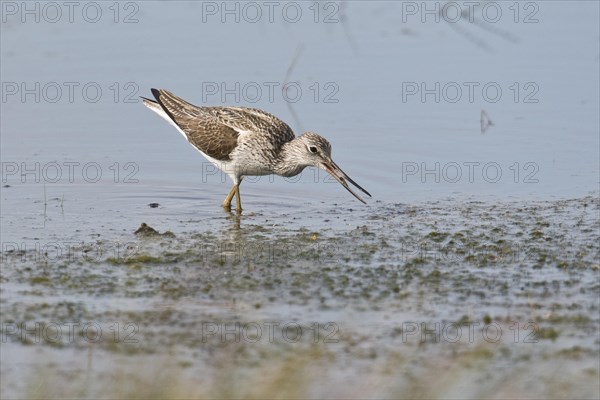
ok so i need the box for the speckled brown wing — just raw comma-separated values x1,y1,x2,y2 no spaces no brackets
151,89,240,161
207,107,296,147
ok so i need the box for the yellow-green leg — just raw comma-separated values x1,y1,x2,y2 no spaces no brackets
223,185,236,210
235,185,242,212
222,183,242,212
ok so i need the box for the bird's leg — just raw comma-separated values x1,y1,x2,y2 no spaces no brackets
222,185,237,210
235,185,242,212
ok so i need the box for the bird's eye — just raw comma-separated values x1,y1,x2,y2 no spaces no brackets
309,146,318,153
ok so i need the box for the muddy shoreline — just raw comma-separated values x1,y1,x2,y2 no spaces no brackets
2,196,598,398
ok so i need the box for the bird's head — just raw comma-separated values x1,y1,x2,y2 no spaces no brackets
297,132,372,204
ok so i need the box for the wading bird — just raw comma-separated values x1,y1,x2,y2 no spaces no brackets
142,89,371,212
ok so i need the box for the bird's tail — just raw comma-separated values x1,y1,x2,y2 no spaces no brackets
141,91,190,142
141,95,176,124
141,96,162,113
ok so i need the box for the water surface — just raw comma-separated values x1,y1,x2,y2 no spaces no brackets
1,1,599,398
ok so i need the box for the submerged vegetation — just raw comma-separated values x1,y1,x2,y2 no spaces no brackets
1,196,599,398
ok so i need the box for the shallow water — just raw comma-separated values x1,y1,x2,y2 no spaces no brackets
1,1,599,398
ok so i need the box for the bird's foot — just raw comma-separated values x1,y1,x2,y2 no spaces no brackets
222,204,243,213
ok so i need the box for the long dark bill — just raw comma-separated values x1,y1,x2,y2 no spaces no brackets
322,160,372,204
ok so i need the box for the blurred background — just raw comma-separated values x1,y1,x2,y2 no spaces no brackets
2,1,598,214
1,1,599,398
